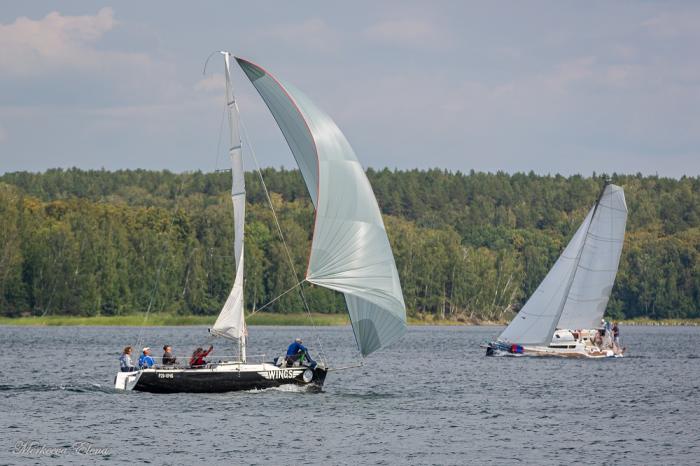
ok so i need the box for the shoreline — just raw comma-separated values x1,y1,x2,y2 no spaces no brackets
0,314,697,327
0,313,487,327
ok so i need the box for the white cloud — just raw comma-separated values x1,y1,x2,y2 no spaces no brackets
0,8,151,76
364,18,450,48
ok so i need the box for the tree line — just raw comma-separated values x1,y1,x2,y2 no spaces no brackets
0,168,698,321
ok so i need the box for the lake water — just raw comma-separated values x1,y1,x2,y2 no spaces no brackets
1,325,698,465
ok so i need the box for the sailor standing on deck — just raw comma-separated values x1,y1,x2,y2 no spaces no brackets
612,322,620,345
602,320,615,349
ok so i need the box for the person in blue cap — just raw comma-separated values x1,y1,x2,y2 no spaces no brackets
285,338,316,369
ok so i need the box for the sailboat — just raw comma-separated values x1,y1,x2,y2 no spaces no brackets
484,182,628,358
115,53,407,392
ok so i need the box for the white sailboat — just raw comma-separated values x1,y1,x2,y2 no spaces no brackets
485,183,628,358
115,53,407,392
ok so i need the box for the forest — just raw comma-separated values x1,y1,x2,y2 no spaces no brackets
0,168,698,321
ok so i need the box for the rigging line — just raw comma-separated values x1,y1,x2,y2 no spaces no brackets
326,362,364,372
246,280,304,318
238,115,328,367
213,101,227,172
238,117,301,282
135,174,189,351
297,281,330,366
143,88,227,352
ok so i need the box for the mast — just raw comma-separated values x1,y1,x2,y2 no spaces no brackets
223,51,246,363
544,179,609,341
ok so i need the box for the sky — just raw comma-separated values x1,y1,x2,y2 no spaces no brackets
0,1,698,177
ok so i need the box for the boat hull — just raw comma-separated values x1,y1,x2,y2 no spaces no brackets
115,363,327,393
485,328,624,359
484,341,623,358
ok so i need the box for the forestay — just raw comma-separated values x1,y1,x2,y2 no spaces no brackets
236,57,407,356
211,53,247,343
498,184,627,345
498,209,594,345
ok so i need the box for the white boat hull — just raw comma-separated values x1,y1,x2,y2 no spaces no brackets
485,329,625,359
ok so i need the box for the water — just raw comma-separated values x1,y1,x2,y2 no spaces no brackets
1,325,698,465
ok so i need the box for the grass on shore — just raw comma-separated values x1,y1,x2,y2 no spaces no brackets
0,313,350,327
0,314,697,327
619,317,700,326
0,313,485,327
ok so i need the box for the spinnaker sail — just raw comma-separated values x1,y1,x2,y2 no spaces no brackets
237,57,407,356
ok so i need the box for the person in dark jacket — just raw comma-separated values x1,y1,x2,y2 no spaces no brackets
162,345,176,365
189,345,213,368
285,338,317,368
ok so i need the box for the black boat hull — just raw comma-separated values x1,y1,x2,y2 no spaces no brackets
117,364,327,393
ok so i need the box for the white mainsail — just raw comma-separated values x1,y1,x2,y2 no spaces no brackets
236,57,407,356
498,209,594,345
556,184,627,330
498,184,627,345
210,53,247,360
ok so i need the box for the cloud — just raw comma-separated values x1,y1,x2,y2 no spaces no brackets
642,9,700,38
195,73,225,93
543,56,596,92
0,125,7,143
364,18,450,48
256,18,339,53
0,7,151,77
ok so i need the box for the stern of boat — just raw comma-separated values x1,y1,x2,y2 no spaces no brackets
114,370,141,391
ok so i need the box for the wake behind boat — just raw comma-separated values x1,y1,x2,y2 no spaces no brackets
115,52,407,393
484,183,628,359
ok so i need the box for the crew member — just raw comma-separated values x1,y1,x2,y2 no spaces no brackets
138,347,156,369
162,345,177,365
120,346,136,372
612,322,620,345
190,345,213,368
285,338,317,369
